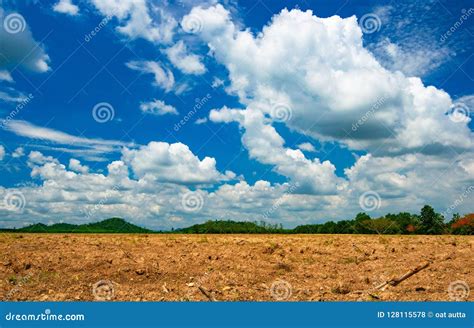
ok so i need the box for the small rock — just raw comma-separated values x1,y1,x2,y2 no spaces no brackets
24,263,31,270
415,287,426,292
135,268,146,275
222,286,232,291
186,282,195,287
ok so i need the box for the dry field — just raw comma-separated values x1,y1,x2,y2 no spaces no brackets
0,234,472,301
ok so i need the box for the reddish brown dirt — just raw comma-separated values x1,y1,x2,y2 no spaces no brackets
0,234,472,301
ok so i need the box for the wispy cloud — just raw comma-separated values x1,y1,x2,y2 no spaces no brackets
2,120,134,157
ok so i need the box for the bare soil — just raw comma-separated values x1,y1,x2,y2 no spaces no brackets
0,234,472,301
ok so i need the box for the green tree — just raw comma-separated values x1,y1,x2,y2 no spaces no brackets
420,205,444,234
352,212,371,234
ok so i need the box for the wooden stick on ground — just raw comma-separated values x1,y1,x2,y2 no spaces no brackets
375,261,430,290
198,286,216,301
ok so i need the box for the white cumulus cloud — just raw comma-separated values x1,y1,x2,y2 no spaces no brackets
122,141,234,185
53,0,79,16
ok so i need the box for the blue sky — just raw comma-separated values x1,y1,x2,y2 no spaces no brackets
0,0,473,229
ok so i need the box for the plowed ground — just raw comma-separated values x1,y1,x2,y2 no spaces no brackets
1,234,472,301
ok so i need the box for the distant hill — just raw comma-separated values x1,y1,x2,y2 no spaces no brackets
9,218,152,233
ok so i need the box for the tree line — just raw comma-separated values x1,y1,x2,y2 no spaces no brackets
177,205,473,235
2,205,472,234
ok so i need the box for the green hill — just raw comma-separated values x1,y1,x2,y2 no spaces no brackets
15,218,152,233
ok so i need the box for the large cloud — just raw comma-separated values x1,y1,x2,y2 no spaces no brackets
184,5,472,156
182,4,473,198
122,141,235,184
1,148,471,230
0,150,288,229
